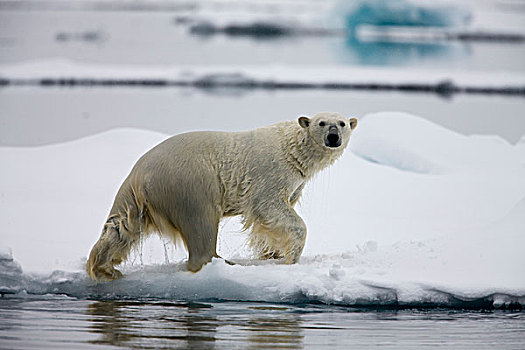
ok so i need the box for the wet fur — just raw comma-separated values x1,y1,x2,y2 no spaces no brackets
87,113,356,281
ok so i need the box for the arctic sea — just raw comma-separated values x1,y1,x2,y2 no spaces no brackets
1,298,524,350
1,0,525,349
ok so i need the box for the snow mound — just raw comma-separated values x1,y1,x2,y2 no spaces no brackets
1,112,524,308
350,112,524,173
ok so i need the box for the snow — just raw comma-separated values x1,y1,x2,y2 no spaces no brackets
0,128,168,273
350,112,524,173
1,112,524,307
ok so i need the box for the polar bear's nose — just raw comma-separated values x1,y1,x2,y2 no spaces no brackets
326,126,341,148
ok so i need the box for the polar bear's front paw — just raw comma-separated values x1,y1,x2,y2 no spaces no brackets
88,265,123,282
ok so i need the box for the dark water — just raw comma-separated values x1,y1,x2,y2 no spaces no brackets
1,10,525,71
1,297,524,350
1,87,524,147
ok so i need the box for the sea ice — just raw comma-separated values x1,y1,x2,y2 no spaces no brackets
342,0,471,32
1,112,524,307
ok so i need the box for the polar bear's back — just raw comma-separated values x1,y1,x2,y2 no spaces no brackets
135,122,295,179
119,125,289,223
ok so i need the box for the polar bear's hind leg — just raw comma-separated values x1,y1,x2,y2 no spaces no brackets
86,214,141,282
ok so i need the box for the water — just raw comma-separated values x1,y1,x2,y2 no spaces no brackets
1,6,524,147
1,87,524,147
1,9,525,71
1,2,525,349
1,297,524,350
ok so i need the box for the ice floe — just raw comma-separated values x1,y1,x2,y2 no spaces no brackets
1,112,524,308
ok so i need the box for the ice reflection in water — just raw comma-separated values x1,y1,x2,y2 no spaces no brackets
86,300,304,349
87,300,220,348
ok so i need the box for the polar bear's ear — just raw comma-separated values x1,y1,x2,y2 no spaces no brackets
298,116,311,128
349,117,358,130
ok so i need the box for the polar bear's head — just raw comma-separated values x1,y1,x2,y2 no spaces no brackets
298,112,357,150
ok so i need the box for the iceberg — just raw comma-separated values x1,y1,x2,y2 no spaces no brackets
342,0,471,33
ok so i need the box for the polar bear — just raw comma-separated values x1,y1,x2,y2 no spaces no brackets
86,112,357,281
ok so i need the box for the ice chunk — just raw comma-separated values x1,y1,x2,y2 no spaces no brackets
55,30,107,43
195,73,256,88
0,247,24,295
342,0,471,32
0,246,14,261
190,22,292,38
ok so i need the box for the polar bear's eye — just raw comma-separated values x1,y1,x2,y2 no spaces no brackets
319,121,325,127
339,121,346,127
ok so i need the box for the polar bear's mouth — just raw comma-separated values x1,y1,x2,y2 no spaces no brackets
325,132,341,148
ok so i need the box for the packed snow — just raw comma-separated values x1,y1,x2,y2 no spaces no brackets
1,112,524,308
